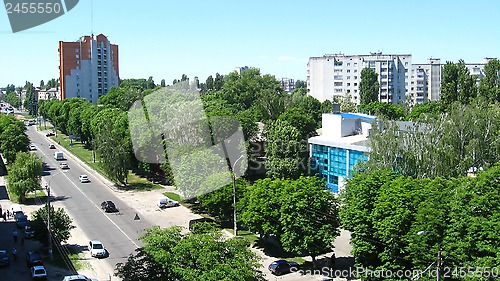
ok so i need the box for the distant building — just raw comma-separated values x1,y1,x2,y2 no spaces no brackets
307,53,498,105
309,107,375,193
59,34,119,104
280,78,295,92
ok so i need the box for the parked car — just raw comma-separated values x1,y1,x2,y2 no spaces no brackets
88,240,106,258
26,251,43,267
30,265,47,280
79,175,90,183
157,197,180,209
101,201,118,213
29,144,37,151
60,162,70,169
62,275,98,281
45,132,55,137
15,213,28,228
24,225,35,239
0,250,9,266
49,144,56,149
268,260,299,275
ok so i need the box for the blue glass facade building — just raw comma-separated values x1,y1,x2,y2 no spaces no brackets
309,112,375,193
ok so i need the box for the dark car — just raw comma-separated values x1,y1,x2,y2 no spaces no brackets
101,201,118,213
49,144,56,149
26,251,43,267
0,250,9,266
45,132,55,137
268,260,299,275
24,225,35,239
15,213,28,228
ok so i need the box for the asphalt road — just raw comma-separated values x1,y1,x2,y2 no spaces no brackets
27,125,154,277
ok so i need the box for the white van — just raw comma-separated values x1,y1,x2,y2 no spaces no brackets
54,151,64,160
158,197,180,208
11,204,23,216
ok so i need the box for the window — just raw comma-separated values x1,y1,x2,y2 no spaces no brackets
347,83,351,86
75,48,79,52
354,69,357,73
76,54,79,58
405,62,408,66
347,69,351,73
354,63,358,67
76,60,79,64
354,76,358,79
347,63,351,66
347,76,350,80
354,83,358,86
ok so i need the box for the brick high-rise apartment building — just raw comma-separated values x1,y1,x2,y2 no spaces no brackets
59,34,119,104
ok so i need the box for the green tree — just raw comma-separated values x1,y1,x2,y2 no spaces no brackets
241,177,340,267
0,115,30,164
478,58,500,102
30,205,75,246
407,100,446,121
160,79,166,87
40,80,44,87
358,101,405,120
147,76,155,89
264,119,307,179
294,79,307,89
115,226,264,281
366,100,500,179
278,107,317,138
4,91,21,108
279,176,340,267
441,60,478,104
359,68,380,104
6,152,43,202
197,178,247,222
91,108,131,186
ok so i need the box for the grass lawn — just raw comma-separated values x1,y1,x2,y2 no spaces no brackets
50,245,91,272
163,192,181,202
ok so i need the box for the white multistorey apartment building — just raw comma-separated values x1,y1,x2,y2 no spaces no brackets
307,53,497,105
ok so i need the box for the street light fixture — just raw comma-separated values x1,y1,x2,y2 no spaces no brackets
412,231,442,281
231,155,244,237
45,171,65,261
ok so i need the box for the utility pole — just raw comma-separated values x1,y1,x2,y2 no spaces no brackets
46,184,53,260
436,248,441,281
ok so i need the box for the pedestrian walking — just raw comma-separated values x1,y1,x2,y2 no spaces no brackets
12,230,18,243
12,248,17,261
2,212,5,222
6,210,10,219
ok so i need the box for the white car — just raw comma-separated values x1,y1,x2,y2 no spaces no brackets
88,240,106,258
62,275,98,281
60,162,70,169
30,265,47,280
79,175,90,183
29,144,36,151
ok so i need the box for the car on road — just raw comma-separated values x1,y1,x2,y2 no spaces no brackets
268,260,300,276
29,144,37,151
30,265,47,280
79,175,90,183
0,250,9,266
15,213,28,228
45,132,55,137
157,197,180,209
60,162,70,169
49,144,56,149
26,251,43,267
88,240,106,258
24,225,35,239
62,275,98,281
101,201,118,213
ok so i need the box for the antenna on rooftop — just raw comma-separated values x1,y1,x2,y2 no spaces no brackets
90,0,94,37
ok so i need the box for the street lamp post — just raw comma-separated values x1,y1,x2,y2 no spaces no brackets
45,183,53,261
414,231,441,281
231,155,244,237
45,171,64,261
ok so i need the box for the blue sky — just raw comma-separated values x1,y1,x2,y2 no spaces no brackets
1,0,499,87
